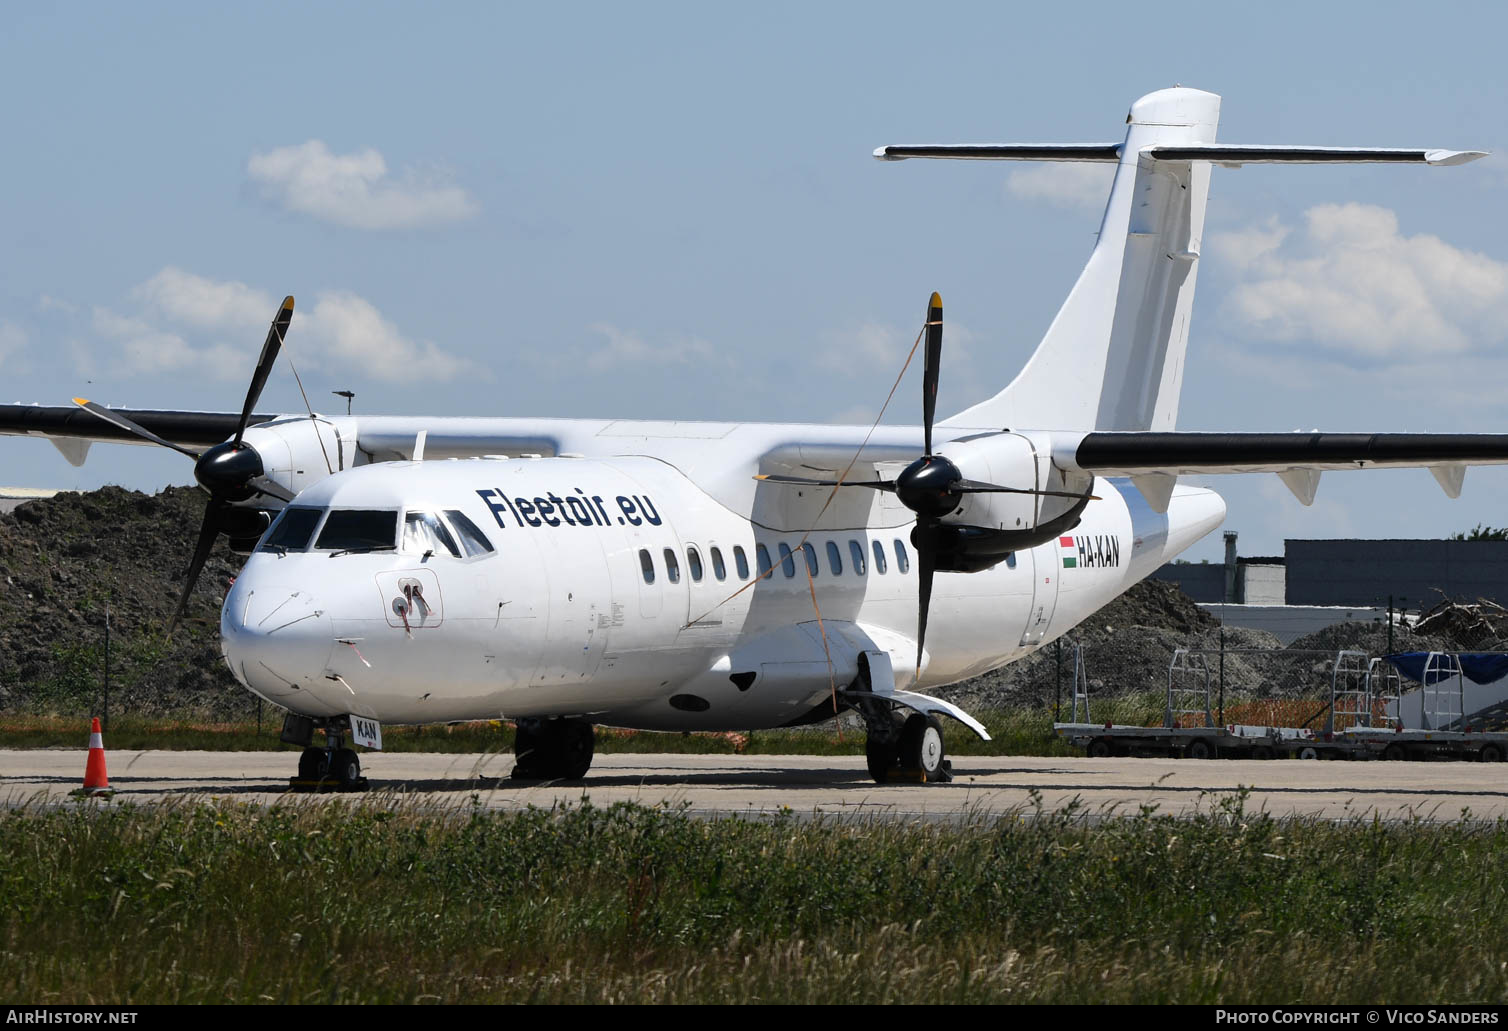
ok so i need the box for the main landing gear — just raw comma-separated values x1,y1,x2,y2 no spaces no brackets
511,717,595,780
282,714,368,792
857,705,951,785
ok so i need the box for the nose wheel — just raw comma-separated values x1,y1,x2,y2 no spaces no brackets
288,718,369,792
511,718,595,780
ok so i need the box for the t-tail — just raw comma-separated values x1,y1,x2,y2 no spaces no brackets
877,86,1485,434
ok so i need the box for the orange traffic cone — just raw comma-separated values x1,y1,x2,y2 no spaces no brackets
72,717,113,798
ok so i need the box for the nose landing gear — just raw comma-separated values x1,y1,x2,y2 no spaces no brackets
284,715,369,792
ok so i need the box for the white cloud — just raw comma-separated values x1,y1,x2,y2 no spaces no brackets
583,322,720,371
133,267,273,330
1211,203,1508,358
247,141,478,230
1005,163,1116,212
79,269,473,384
302,292,473,382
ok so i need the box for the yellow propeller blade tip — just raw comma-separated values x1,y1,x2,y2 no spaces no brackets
282,296,295,310
753,474,770,480
930,291,942,308
72,397,90,406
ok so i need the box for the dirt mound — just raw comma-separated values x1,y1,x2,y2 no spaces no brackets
0,486,251,719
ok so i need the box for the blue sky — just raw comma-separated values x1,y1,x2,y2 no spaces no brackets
3,2,1507,563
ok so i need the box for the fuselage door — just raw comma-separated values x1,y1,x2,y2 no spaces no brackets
1020,541,1060,647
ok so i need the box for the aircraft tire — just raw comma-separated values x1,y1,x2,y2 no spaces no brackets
551,719,595,780
331,748,361,787
865,736,899,783
297,746,329,781
899,714,946,782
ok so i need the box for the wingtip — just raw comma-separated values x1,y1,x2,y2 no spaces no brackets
1425,149,1489,166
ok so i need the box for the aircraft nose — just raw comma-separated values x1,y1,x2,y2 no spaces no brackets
222,587,335,697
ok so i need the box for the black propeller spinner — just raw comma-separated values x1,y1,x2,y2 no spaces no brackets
756,292,1097,679
74,296,297,631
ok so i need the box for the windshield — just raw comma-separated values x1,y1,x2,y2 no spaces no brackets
403,511,460,558
259,507,322,553
315,510,399,552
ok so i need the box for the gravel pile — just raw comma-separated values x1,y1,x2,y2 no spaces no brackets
0,486,251,719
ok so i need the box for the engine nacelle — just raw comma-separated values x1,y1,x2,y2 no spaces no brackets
239,416,349,500
921,431,1093,573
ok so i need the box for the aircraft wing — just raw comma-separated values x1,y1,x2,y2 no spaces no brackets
1063,431,1508,510
0,404,279,465
0,404,276,447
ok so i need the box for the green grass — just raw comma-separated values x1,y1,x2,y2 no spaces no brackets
3,795,1507,1003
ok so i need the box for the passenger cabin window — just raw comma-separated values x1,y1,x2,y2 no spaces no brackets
403,511,460,558
315,510,398,553
849,539,866,575
756,544,772,577
778,542,796,578
710,546,727,581
826,541,842,576
687,546,704,582
663,547,681,584
893,539,910,574
445,510,495,557
260,507,321,552
802,542,818,577
734,546,750,580
872,539,888,575
639,548,655,584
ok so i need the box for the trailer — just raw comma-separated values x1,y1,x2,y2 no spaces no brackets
1054,647,1508,761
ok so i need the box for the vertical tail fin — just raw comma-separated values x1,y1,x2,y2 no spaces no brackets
943,86,1221,431
876,88,1484,434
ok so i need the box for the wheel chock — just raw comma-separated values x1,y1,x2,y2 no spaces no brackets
288,776,369,794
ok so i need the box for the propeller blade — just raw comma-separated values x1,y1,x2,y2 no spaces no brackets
70,399,203,460
922,292,942,456
754,474,896,491
955,478,1101,501
170,499,225,634
915,519,936,680
234,295,294,446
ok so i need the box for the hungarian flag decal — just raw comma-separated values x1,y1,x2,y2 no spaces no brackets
1060,536,1077,568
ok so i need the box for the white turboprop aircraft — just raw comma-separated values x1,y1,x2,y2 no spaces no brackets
4,87,1501,787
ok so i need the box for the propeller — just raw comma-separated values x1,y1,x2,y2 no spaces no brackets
756,292,1098,679
74,296,298,631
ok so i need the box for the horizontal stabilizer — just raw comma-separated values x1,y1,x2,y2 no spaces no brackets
1143,144,1487,166
873,143,1122,162
873,143,1486,167
1068,432,1508,475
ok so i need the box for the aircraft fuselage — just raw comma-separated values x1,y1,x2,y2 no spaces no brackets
221,453,1224,731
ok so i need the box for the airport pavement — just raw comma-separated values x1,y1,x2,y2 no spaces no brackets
3,749,1507,820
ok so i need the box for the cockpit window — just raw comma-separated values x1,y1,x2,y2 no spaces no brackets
403,511,460,558
444,510,495,557
259,507,322,552
315,510,398,552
